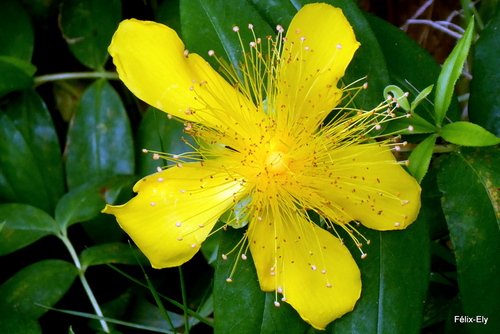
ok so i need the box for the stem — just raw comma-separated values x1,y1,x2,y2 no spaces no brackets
34,71,119,86
59,233,110,333
178,267,190,334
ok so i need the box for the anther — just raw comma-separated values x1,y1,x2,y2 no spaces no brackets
394,222,401,227
281,297,287,301
175,222,181,227
250,41,256,47
177,237,183,241
150,202,156,206
142,149,148,153
363,82,369,89
408,125,414,132
156,167,162,172
300,36,306,41
276,25,284,33
208,50,215,56
157,178,163,182
321,270,326,274
183,49,189,56
222,254,228,260
153,153,160,160
277,286,283,293
241,254,248,260
361,253,368,259
336,44,342,49
311,265,317,271
226,278,233,282
326,284,332,288
233,26,239,32
274,301,280,307
190,244,197,248
199,224,205,228
180,189,185,194
248,23,253,29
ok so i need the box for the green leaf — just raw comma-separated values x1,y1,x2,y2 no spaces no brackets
137,107,195,177
1,90,64,212
0,0,34,61
328,217,429,333
65,79,134,189
407,134,438,183
0,311,41,334
80,242,149,270
54,183,106,230
0,260,78,319
0,56,36,98
213,228,309,334
440,121,500,146
60,0,121,70
469,10,500,137
437,147,500,332
434,20,474,126
180,0,274,69
384,85,410,111
0,203,58,256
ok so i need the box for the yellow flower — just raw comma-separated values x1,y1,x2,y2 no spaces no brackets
103,3,421,330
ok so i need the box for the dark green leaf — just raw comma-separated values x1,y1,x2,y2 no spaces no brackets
0,311,41,334
0,203,58,256
469,10,500,137
0,0,34,61
434,20,474,126
80,242,149,270
438,147,500,332
54,183,106,230
328,216,429,333
440,121,500,146
0,56,36,98
137,107,195,177
65,79,134,189
1,90,64,212
180,0,274,70
214,228,309,334
60,0,122,70
0,260,78,319
407,134,438,183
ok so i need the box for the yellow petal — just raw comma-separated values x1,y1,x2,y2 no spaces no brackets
248,206,361,330
319,144,421,230
103,161,244,268
108,19,257,129
277,4,360,127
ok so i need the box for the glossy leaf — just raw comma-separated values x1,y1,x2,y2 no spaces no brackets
469,10,500,136
434,20,474,126
0,0,34,61
214,228,309,334
327,214,429,333
440,121,500,146
407,134,438,183
438,147,500,332
65,79,134,189
0,260,78,319
54,183,107,230
1,90,64,212
136,107,195,177
0,110,59,213
60,0,121,70
0,203,58,256
0,56,36,98
180,0,273,69
80,242,149,270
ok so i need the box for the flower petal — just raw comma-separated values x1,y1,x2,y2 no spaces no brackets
248,206,361,330
277,4,360,126
108,19,257,129
319,144,421,230
103,161,244,268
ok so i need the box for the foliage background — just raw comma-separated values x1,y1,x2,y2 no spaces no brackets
0,0,499,333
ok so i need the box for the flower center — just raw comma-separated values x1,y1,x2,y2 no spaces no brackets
265,151,289,175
